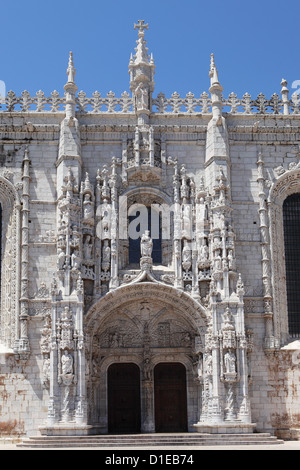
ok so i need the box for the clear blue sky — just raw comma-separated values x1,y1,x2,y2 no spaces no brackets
1,0,299,100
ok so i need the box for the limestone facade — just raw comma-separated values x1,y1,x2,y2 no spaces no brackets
0,21,300,439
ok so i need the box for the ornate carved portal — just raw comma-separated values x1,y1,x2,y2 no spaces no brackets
85,286,203,433
82,278,253,434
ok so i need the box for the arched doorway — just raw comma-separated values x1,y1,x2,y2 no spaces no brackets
107,363,141,434
85,282,207,433
154,363,188,433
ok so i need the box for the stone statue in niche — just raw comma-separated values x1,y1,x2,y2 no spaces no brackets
58,248,66,270
102,240,111,272
135,83,149,111
83,235,93,262
227,249,236,270
143,357,152,381
182,204,192,239
224,350,237,374
214,249,222,270
199,243,209,262
141,230,153,257
61,350,74,375
101,204,111,238
71,250,81,270
193,356,203,382
223,307,235,326
182,240,192,272
42,356,50,387
83,193,94,223
204,353,213,376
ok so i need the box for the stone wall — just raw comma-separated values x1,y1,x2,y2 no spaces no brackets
0,24,300,438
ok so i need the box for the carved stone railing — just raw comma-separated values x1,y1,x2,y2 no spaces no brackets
0,90,134,113
222,92,300,115
152,91,300,115
1,89,299,115
76,90,134,113
152,91,212,114
2,90,65,112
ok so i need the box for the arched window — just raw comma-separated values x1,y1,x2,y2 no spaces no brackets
283,193,300,337
128,205,162,265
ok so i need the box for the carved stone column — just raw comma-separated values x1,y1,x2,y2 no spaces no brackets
141,375,155,433
257,153,277,351
16,147,31,358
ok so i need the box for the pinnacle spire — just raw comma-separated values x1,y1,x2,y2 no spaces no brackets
132,20,152,65
64,51,78,120
67,51,76,84
209,53,220,87
129,21,155,123
209,53,216,77
208,53,223,123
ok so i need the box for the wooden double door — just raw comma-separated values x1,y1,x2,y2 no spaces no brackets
107,362,188,434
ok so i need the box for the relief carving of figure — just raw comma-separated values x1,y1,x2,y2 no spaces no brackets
109,332,120,348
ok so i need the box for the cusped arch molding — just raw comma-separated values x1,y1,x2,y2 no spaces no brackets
85,282,209,341
269,169,300,344
0,176,22,350
269,168,300,206
121,184,173,207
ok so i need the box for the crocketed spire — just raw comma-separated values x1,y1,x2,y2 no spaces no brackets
129,20,155,124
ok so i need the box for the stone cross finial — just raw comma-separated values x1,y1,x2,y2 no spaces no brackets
134,20,149,36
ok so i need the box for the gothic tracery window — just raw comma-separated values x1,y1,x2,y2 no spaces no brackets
283,193,300,337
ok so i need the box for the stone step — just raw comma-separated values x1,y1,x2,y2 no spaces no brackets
18,433,284,448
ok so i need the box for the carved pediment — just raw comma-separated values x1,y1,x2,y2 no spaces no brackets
127,165,161,183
